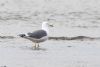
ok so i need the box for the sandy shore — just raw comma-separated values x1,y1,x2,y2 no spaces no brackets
0,38,100,67
0,0,100,67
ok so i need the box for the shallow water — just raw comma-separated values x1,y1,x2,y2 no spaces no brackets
0,11,100,67
0,38,100,67
0,11,100,37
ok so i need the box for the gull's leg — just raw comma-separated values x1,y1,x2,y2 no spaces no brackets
37,43,40,48
33,43,36,49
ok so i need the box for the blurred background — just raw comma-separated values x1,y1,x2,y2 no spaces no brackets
0,0,100,37
0,0,100,67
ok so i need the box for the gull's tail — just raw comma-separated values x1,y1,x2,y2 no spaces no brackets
19,34,26,37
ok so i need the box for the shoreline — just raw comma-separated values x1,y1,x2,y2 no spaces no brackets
0,35,100,40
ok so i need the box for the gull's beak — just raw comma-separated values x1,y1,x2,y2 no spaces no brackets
48,23,54,27
49,24,54,27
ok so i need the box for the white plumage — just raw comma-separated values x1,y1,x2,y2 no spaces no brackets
19,22,50,49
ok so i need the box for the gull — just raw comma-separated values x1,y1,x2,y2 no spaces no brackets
19,21,52,49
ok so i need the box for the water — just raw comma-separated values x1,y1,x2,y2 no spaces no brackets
0,11,100,67
0,11,100,37
0,39,100,67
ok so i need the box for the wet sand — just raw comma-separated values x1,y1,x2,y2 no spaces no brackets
0,12,100,67
0,0,100,66
0,38,100,67
0,11,100,67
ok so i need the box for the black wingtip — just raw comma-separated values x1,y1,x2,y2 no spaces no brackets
18,34,26,37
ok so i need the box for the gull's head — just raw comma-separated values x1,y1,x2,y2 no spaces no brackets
42,21,52,34
42,21,53,27
42,21,48,26
42,21,54,35
42,21,49,28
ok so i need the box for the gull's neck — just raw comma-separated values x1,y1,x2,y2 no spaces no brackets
42,22,49,34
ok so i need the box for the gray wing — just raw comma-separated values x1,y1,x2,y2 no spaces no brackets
27,30,47,39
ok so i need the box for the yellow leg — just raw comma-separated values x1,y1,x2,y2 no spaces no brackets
32,43,36,48
37,43,39,48
35,43,36,47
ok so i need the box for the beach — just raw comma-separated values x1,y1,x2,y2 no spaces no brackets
0,0,100,67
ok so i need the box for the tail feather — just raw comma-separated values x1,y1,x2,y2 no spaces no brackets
19,34,26,37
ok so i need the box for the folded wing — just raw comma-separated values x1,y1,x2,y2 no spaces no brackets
27,30,47,39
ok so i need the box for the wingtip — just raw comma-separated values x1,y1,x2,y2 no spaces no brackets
18,34,26,37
